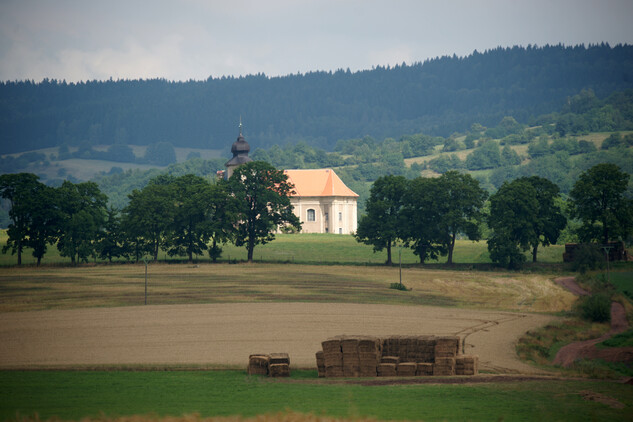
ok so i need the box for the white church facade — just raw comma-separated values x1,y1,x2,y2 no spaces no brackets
284,169,358,235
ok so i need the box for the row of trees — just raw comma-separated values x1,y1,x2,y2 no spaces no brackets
0,162,300,265
356,164,632,268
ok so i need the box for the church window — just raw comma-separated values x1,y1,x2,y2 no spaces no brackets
307,209,316,222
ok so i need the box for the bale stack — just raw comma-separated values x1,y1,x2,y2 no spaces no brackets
316,334,477,378
322,338,344,378
416,362,433,376
269,353,290,377
433,357,456,376
377,363,397,377
358,336,381,377
397,362,417,376
247,354,270,376
455,355,479,376
341,337,361,377
416,336,437,363
434,336,460,358
315,351,325,377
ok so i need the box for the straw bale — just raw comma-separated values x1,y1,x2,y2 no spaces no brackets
269,353,290,365
359,367,377,377
416,363,433,376
249,354,270,367
433,357,455,376
269,363,290,377
341,337,360,354
455,355,479,375
247,354,270,376
322,338,342,354
343,367,360,377
325,367,344,378
434,336,460,358
317,366,326,378
377,363,397,377
324,352,343,367
381,356,400,365
358,336,381,353
397,362,417,376
316,351,324,365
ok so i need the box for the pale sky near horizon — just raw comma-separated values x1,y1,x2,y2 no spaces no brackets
1,0,632,83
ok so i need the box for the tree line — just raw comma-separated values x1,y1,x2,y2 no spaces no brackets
356,164,632,268
2,44,632,154
0,162,299,265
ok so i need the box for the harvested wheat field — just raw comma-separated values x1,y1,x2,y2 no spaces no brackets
0,302,556,374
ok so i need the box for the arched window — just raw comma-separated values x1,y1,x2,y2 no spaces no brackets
307,209,316,222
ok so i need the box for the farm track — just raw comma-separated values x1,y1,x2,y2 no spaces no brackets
553,277,633,367
0,302,557,374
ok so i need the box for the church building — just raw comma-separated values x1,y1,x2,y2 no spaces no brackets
223,123,358,234
284,169,358,234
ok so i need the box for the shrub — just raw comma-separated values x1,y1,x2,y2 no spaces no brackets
579,293,612,323
571,243,605,274
389,282,408,291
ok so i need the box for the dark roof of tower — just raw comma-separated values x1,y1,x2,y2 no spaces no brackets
225,121,253,167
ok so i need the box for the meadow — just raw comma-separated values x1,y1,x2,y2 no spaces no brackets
1,370,632,422
0,232,567,267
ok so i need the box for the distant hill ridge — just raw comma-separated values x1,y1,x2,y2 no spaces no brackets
1,43,633,154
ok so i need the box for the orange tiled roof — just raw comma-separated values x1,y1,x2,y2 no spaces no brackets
284,169,358,197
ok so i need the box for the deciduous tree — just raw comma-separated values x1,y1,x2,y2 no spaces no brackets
355,175,407,265
568,163,633,244
229,161,301,263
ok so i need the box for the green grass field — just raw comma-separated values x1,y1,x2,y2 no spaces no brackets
0,231,567,267
1,370,632,422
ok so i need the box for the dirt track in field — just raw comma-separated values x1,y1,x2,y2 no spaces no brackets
0,303,557,374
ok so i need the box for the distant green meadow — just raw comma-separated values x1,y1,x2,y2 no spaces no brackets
1,370,632,422
0,231,566,267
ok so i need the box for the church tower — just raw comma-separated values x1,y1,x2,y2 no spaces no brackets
224,119,252,179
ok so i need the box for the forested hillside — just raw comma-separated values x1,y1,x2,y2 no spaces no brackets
2,44,633,154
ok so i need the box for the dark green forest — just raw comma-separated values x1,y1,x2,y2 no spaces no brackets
2,44,633,154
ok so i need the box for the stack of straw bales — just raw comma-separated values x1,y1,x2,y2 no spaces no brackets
455,355,479,375
321,335,382,378
247,354,270,376
322,337,344,378
316,334,479,378
247,353,290,377
316,351,325,377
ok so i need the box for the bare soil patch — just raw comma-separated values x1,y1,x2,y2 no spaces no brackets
553,277,633,367
0,303,557,374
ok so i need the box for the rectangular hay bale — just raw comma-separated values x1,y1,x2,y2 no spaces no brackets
269,363,290,377
269,353,290,365
377,363,397,377
397,362,417,376
416,362,433,376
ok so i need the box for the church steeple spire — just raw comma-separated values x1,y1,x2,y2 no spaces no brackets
224,117,252,179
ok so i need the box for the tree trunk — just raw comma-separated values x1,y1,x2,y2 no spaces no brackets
17,239,22,266
386,242,392,265
447,233,456,265
532,244,538,263
212,238,218,263
36,256,41,266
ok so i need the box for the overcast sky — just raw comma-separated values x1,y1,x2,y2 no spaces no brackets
1,0,632,83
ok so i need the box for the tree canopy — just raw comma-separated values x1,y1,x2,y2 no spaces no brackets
568,163,633,244
228,161,301,262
